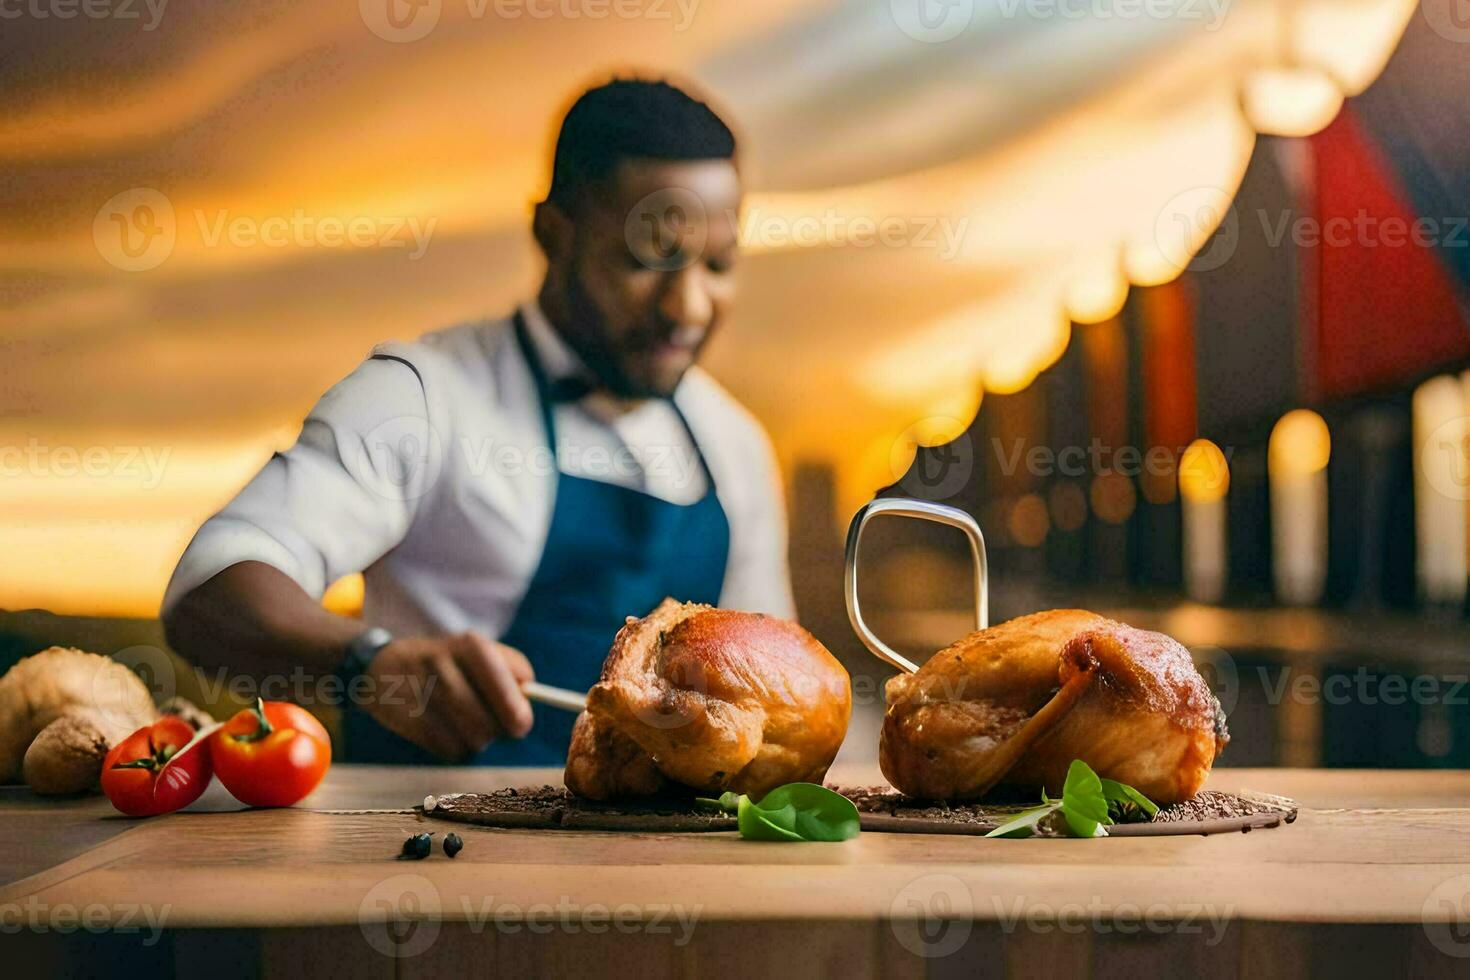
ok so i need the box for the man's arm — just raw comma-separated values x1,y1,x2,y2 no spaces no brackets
163,561,363,677
161,355,533,759
165,561,534,760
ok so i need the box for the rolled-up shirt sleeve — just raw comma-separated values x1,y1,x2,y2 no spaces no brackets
161,355,435,614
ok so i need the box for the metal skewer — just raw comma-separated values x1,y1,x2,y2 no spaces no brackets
844,497,989,675
521,680,588,713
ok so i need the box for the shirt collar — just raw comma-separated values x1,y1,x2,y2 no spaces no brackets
518,300,649,420
518,299,587,383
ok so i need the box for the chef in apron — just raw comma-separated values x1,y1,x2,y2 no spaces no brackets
161,79,795,765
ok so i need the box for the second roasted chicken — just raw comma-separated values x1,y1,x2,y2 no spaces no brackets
565,599,852,800
880,610,1228,804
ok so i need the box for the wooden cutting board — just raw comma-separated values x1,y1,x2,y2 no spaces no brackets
421,785,1297,837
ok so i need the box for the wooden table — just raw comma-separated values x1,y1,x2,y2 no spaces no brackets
7,765,1470,978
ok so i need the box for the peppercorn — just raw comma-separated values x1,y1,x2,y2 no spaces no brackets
443,832,463,858
399,832,432,860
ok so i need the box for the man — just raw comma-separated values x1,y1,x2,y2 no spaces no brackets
162,78,794,765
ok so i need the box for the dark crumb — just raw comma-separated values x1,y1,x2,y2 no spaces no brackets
421,785,1294,836
835,784,1037,819
433,785,566,816
424,785,736,829
1153,790,1280,822
838,785,1284,821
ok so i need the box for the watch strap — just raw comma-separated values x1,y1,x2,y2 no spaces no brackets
335,626,394,687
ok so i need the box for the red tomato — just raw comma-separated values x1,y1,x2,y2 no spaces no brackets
101,716,213,817
210,699,331,807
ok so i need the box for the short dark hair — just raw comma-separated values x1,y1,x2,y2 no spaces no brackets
546,78,736,210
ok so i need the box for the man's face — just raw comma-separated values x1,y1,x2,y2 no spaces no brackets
557,158,741,399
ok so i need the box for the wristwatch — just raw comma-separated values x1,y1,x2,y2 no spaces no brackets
335,626,395,688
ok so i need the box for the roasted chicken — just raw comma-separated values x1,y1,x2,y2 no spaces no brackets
880,610,1228,803
565,599,852,801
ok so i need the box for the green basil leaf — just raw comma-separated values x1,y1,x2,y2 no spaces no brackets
750,783,860,842
984,801,1061,838
695,791,743,814
736,795,806,841
984,762,1156,841
1060,759,1111,838
1099,778,1159,822
695,784,861,842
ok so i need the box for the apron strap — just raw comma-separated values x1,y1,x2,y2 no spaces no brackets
509,308,718,497
511,309,559,452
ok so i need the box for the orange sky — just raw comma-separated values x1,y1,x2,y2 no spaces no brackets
0,0,1414,616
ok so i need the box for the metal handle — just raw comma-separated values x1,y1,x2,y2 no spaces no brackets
844,497,989,675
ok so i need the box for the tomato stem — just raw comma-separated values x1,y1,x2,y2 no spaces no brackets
231,697,276,743
111,757,159,771
112,727,187,771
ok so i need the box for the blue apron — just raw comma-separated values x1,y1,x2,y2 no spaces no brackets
344,312,731,764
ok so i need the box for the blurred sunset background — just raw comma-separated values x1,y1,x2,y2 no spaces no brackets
2,0,1465,671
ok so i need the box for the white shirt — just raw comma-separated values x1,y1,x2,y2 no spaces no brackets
162,302,795,637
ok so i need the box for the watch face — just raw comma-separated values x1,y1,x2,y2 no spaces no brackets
344,628,393,677
360,627,393,650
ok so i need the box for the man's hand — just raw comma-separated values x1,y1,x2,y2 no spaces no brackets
164,564,535,762
362,633,535,761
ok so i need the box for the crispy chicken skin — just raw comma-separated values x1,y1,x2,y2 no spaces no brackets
564,711,666,800
880,610,1228,803
565,599,852,801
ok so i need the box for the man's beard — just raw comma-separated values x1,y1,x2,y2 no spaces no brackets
563,272,671,400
